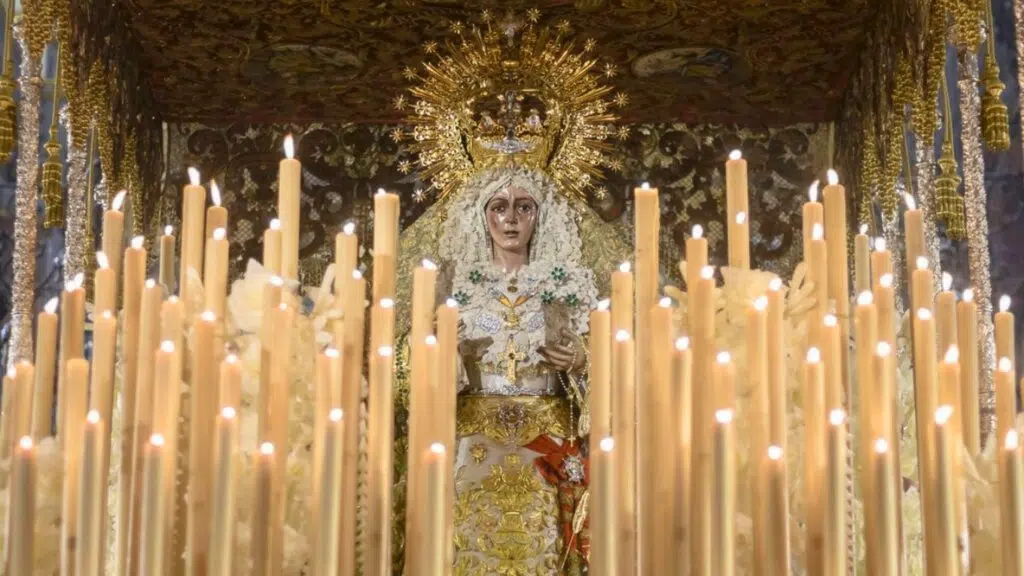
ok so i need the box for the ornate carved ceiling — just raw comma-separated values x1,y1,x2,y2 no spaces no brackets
122,0,876,125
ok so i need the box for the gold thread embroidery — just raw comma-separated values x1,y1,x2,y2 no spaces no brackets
457,396,570,446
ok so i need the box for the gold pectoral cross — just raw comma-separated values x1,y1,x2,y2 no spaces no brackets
502,338,527,383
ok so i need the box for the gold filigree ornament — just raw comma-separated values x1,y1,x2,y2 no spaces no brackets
400,11,624,204
0,74,15,164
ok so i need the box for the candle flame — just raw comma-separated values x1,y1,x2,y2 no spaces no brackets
880,273,894,288
283,135,295,159
935,405,954,425
70,272,84,290
904,193,917,211
96,251,110,269
944,346,960,364
826,169,839,186
640,182,650,190
1000,294,1011,312
213,228,226,241
715,409,734,424
4,367,13,379
211,181,222,206
807,347,821,363
324,347,340,358
188,167,201,186
164,225,173,236
421,259,437,271
811,223,823,241
160,340,175,353
942,272,953,291
874,237,886,252
353,270,363,280
692,224,704,239
767,445,783,460
735,211,747,225
425,335,437,346
859,224,868,235
618,262,631,273
716,351,731,364
729,149,742,161
599,437,614,452
343,222,356,235
824,314,837,327
916,256,928,271
916,308,933,321
829,409,846,426
380,298,395,309
874,438,889,454
102,310,113,319
430,442,446,454
876,341,892,356
200,310,217,322
376,188,387,196
129,236,144,250
659,296,672,308
260,442,275,455
329,408,344,422
808,180,820,202
615,330,631,342
675,337,690,350
769,277,783,292
18,436,32,450
446,298,458,308
700,266,714,280
269,219,282,231
597,299,610,311
999,357,1013,372
226,354,238,364
378,346,393,357
278,302,288,311
269,276,284,287
857,291,873,306
87,410,101,424
1007,430,1020,450
753,295,768,311
44,297,58,314
146,278,156,288
963,288,974,302
221,406,237,420
112,190,127,211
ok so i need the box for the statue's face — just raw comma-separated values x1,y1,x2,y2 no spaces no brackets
485,185,538,255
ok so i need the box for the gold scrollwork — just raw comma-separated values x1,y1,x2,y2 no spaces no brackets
457,395,570,447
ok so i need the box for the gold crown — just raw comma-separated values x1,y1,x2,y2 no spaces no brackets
395,10,627,203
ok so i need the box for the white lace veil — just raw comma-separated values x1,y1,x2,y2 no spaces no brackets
438,167,585,274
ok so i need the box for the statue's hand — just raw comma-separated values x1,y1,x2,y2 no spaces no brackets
459,336,494,360
538,337,585,373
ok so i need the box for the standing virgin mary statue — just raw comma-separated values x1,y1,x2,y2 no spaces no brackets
390,12,631,576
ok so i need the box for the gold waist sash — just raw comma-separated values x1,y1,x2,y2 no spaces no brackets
457,395,569,446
